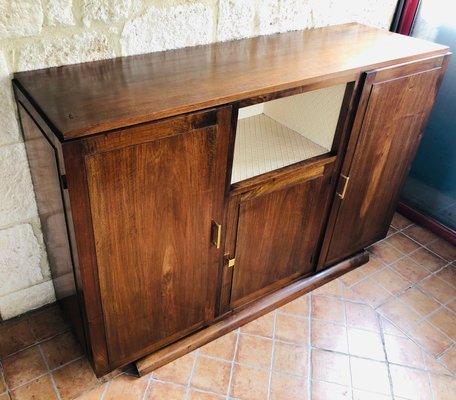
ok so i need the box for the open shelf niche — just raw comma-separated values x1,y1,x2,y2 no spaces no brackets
231,83,347,183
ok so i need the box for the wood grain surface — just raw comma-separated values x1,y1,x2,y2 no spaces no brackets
230,159,336,308
14,23,448,141
325,56,449,265
82,108,232,365
136,251,369,376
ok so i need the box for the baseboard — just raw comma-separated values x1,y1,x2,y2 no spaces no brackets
398,202,456,246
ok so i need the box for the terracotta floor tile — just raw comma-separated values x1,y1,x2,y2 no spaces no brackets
391,257,432,283
371,267,411,295
152,352,195,385
390,364,432,400
236,334,272,369
342,287,365,303
40,332,84,370
387,226,397,237
403,225,439,245
0,320,35,359
391,213,412,230
312,380,351,400
191,356,231,395
409,321,453,357
2,347,47,389
273,342,308,377
448,299,456,314
188,390,225,400
146,381,186,400
270,372,307,400
278,294,309,317
350,357,391,396
428,307,456,339
430,373,456,400
345,302,379,332
419,275,456,304
423,352,453,376
74,383,107,400
410,248,448,272
28,307,68,341
399,287,441,317
311,279,342,298
97,367,127,383
10,375,58,400
311,349,351,386
383,334,424,369
240,312,274,338
275,314,309,344
230,364,269,400
352,390,393,400
98,373,146,399
351,279,392,308
200,331,236,361
377,298,421,332
427,238,456,262
385,233,421,255
380,317,407,337
440,347,456,374
339,268,365,287
311,296,345,324
369,242,404,265
52,358,98,400
311,320,348,353
436,266,456,288
347,327,385,361
359,258,384,276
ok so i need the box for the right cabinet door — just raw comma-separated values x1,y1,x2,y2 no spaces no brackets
325,56,449,266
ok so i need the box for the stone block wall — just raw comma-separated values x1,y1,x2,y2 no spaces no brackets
0,0,397,320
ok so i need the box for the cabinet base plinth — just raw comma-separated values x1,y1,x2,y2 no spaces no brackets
135,250,368,376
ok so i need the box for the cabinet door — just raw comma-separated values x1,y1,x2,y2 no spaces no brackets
324,56,448,266
229,159,336,308
65,108,232,366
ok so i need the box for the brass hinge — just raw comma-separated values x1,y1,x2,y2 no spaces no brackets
225,253,235,268
336,174,350,199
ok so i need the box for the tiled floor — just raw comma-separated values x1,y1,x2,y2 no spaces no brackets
0,213,455,399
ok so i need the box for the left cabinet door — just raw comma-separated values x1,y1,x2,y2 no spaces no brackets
63,107,232,367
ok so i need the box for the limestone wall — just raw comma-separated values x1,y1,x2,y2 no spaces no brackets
0,0,397,319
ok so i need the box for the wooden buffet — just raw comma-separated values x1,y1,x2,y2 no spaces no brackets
13,23,450,376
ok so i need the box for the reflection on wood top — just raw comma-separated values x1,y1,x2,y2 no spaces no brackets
14,23,449,141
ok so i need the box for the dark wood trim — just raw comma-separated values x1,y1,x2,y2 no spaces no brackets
316,76,366,271
230,154,335,196
136,250,369,376
61,141,110,376
215,106,239,318
237,158,334,201
397,202,456,245
236,76,357,108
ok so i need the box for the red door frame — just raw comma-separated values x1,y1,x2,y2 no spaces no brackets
397,0,421,35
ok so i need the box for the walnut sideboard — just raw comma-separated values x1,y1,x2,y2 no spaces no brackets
13,23,450,376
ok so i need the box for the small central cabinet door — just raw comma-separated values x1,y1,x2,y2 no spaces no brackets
230,160,336,308
82,108,231,364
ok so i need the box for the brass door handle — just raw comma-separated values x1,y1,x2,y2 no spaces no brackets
336,174,350,199
211,220,222,249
